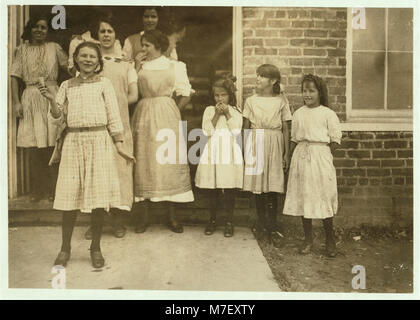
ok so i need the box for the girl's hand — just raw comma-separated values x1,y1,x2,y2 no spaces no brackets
283,156,290,172
219,103,229,115
14,101,23,118
37,84,55,102
215,103,224,115
115,142,136,163
135,51,148,69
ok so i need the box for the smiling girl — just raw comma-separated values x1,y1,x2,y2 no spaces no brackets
283,74,342,258
39,41,133,269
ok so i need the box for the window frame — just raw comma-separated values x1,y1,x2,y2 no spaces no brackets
345,8,413,131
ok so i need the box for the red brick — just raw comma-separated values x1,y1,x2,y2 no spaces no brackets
255,29,279,37
372,150,396,159
243,20,267,28
381,177,393,185
264,38,289,47
398,150,413,158
291,20,314,28
337,96,346,103
313,58,337,66
288,77,303,85
400,132,413,138
315,39,339,47
276,10,287,18
244,39,263,47
391,168,413,176
379,187,413,197
376,132,399,139
359,178,369,186
288,58,313,66
334,150,346,158
243,29,254,37
357,160,380,167
336,10,347,19
329,86,346,95
354,187,378,197
348,150,370,159
279,30,304,38
406,177,413,185
303,49,327,56
361,141,383,148
367,169,391,177
255,48,277,55
268,20,291,28
290,39,313,47
334,159,355,167
278,48,301,56
349,132,375,140
263,11,276,19
339,40,346,49
380,160,405,167
406,159,413,167
346,178,359,185
338,187,353,194
337,178,346,186
370,179,381,186
338,58,346,66
243,9,260,19
341,140,359,149
304,29,328,38
342,169,366,177
291,67,303,75
384,140,407,149
329,30,346,38
394,177,405,185
328,49,346,57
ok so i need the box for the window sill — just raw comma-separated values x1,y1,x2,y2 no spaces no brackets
340,121,413,131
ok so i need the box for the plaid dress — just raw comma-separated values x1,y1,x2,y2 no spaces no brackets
51,76,124,212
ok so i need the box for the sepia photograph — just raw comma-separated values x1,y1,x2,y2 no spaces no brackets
3,0,416,297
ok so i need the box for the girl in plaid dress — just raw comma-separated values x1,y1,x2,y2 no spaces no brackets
39,42,134,269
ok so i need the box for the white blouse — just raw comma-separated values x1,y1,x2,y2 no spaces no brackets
141,55,192,97
291,105,342,144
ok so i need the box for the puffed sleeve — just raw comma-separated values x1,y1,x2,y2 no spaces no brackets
290,110,299,143
55,43,68,70
281,94,292,122
242,97,253,120
10,45,23,79
127,65,138,85
226,107,243,134
202,106,216,137
327,109,342,144
102,78,124,142
174,61,192,97
48,80,68,125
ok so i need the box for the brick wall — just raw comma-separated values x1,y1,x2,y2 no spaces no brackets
242,7,347,120
241,7,413,227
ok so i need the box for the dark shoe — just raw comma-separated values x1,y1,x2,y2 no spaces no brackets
325,240,337,258
135,221,149,233
54,251,71,267
251,220,267,240
113,225,126,238
224,222,234,237
84,227,92,240
269,230,284,248
204,220,216,235
90,250,105,268
298,242,313,254
168,220,184,233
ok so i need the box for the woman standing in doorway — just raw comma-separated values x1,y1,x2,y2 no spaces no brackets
83,16,139,240
132,30,193,233
10,14,68,202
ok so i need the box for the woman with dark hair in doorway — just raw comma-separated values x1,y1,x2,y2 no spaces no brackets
10,14,68,202
83,15,139,240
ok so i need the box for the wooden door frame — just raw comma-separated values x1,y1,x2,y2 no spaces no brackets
232,7,243,108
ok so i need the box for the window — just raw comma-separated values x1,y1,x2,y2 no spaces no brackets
347,8,413,124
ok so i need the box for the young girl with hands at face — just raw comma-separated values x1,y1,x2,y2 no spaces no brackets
195,75,243,237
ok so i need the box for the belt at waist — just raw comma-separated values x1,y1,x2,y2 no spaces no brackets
297,141,328,146
25,80,58,87
67,126,107,133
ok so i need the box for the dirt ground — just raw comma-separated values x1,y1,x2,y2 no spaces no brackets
257,225,413,293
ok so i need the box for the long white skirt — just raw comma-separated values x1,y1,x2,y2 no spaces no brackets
283,142,338,219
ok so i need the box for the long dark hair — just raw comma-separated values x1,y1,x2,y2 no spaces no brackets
92,14,121,44
301,74,329,107
256,64,281,95
73,41,104,74
212,73,238,107
21,14,51,41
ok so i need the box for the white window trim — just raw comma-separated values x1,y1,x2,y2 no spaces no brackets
233,6,243,109
345,8,413,131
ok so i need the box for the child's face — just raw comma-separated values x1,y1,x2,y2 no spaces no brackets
302,81,320,108
143,9,159,31
213,86,230,105
256,74,274,92
76,47,99,74
141,38,160,59
98,22,116,49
